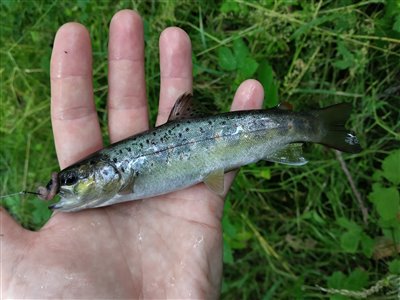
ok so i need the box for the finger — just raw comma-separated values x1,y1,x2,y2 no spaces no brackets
108,10,148,143
51,23,102,169
157,27,192,125
223,79,264,194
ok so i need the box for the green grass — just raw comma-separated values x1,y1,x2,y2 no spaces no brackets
1,0,399,298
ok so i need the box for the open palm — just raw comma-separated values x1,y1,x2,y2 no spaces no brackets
2,10,264,299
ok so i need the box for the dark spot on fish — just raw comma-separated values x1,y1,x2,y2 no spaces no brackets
103,170,109,176
221,121,226,125
146,139,149,144
151,163,154,167
119,150,123,154
140,143,143,147
187,121,191,124
121,167,125,173
89,160,95,165
127,147,131,152
179,133,182,138
133,137,137,141
153,132,156,136
177,124,180,127
113,158,118,163
186,128,189,132
160,138,164,142
208,121,212,125
168,130,172,134
199,127,204,133
135,171,140,176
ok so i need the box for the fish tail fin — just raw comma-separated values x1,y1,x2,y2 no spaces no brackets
313,103,362,153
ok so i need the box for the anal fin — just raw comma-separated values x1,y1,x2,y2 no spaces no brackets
264,143,308,166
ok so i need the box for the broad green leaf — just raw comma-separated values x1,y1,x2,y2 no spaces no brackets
382,149,400,185
346,269,369,290
327,271,346,288
337,217,362,232
257,60,279,107
369,187,400,221
360,233,374,258
388,259,400,274
340,230,361,253
237,57,259,78
218,47,237,71
233,38,249,60
220,0,240,14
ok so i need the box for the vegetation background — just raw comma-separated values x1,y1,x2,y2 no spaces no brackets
1,0,399,298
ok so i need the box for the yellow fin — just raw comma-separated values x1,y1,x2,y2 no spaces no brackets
204,169,224,195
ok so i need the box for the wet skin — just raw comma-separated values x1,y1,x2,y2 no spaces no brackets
2,10,264,299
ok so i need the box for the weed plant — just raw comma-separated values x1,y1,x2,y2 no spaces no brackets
1,0,399,299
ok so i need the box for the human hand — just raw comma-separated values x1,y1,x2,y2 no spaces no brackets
2,10,264,298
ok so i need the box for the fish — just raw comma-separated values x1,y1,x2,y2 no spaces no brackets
38,93,362,212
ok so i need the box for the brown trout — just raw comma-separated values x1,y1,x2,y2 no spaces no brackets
39,94,362,212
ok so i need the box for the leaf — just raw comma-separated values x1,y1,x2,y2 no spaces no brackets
220,0,241,14
333,42,355,70
360,233,375,258
340,230,361,253
218,47,237,71
382,149,400,185
369,186,400,221
257,60,279,108
237,57,259,78
259,168,271,180
337,217,362,232
393,15,400,33
388,259,400,274
327,271,346,288
346,269,369,290
233,38,249,61
223,238,234,264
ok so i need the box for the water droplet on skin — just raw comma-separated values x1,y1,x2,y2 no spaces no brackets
138,232,143,242
65,274,75,280
193,235,204,248
168,275,176,287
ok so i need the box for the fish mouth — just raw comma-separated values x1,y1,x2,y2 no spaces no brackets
58,186,74,198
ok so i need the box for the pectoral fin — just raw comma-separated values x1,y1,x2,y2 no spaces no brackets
264,143,308,166
118,175,135,195
204,169,225,195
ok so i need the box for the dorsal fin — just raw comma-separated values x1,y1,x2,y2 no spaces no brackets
167,93,208,122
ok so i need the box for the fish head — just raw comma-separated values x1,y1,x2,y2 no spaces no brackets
52,158,122,211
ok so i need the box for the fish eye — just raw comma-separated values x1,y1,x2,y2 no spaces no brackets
61,172,79,186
